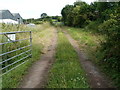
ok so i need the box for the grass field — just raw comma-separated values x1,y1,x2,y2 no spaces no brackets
1,23,56,88
46,30,89,88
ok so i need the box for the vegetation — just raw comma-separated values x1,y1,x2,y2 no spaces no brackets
41,13,48,18
23,18,43,24
23,15,62,25
1,23,55,88
61,1,120,87
47,30,89,88
1,0,119,88
61,1,119,28
65,27,104,63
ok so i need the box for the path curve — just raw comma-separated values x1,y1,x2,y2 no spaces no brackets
63,30,114,88
19,28,57,88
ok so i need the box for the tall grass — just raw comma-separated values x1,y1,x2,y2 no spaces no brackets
65,27,119,87
65,27,104,64
1,23,55,88
47,31,89,88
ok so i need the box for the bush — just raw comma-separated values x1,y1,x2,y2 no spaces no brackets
85,21,101,31
98,16,120,71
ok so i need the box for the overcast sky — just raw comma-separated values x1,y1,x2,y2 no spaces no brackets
0,0,96,19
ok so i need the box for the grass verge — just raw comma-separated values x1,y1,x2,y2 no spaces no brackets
65,27,104,64
46,31,89,88
65,27,118,87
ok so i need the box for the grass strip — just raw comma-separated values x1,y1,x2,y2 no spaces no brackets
47,31,89,88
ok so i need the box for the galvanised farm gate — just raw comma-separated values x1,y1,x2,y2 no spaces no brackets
0,31,32,76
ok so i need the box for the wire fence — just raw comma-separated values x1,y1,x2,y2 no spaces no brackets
0,31,32,76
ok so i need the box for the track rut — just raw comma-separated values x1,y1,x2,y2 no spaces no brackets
19,28,57,88
63,30,114,88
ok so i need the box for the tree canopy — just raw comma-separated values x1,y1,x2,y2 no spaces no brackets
41,13,47,18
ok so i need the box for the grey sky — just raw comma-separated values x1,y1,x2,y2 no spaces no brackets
0,0,96,19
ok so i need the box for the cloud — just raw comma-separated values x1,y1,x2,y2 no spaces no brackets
0,0,95,19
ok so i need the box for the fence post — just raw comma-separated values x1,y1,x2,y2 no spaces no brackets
0,24,2,88
30,31,32,58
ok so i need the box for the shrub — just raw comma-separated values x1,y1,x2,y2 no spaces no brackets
98,16,120,71
85,21,101,31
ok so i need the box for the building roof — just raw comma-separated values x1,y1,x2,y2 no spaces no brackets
12,13,23,20
0,10,16,20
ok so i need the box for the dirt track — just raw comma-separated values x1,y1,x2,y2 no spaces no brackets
19,26,114,88
19,28,57,88
63,30,114,88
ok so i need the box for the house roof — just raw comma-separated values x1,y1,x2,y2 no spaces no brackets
0,10,16,20
12,13,23,20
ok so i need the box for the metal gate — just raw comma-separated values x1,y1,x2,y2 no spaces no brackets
0,31,32,76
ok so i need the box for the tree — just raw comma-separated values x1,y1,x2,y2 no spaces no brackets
61,1,89,27
61,5,74,26
41,13,47,18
